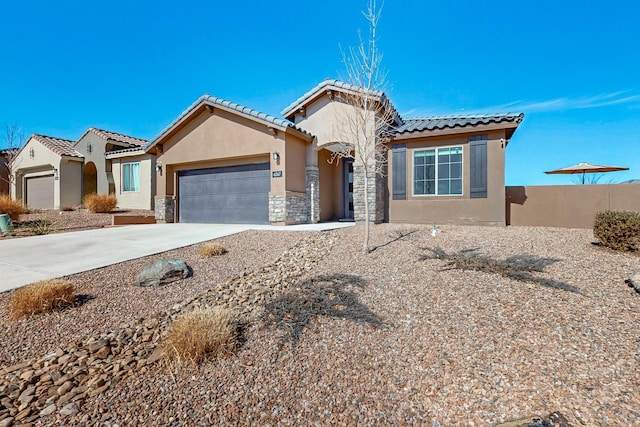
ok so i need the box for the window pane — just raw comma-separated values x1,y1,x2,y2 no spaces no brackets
426,164,435,179
131,163,140,192
438,163,449,179
438,152,449,164
438,180,449,195
414,181,424,195
425,180,435,195
415,155,425,166
415,165,424,180
123,164,131,191
451,152,462,163
451,178,462,195
451,162,462,178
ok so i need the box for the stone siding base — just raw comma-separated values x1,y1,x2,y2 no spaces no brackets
269,192,308,224
154,197,175,223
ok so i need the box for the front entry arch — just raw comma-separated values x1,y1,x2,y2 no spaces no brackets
83,161,97,198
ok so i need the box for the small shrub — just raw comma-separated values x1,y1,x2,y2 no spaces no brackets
164,307,237,365
83,193,117,213
593,210,640,252
199,242,227,257
9,279,75,319
0,194,27,221
29,219,58,235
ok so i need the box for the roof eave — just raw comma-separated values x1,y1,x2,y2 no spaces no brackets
392,121,521,141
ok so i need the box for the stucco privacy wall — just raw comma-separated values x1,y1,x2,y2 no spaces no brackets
389,130,507,225
111,154,156,210
153,106,310,224
506,183,640,228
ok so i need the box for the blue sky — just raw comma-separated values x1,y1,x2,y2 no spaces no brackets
1,0,638,185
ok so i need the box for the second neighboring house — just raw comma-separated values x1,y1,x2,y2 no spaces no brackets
11,128,154,210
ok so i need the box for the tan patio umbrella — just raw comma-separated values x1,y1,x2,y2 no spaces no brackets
544,162,629,184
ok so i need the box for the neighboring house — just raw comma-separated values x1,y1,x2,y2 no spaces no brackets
0,149,14,195
11,128,154,210
149,79,524,225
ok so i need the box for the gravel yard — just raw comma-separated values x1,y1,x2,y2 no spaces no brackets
0,223,639,426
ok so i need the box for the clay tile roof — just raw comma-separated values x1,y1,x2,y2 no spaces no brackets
32,134,83,158
88,128,148,147
394,113,524,134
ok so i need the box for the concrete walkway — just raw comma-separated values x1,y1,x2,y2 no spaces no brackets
0,222,354,293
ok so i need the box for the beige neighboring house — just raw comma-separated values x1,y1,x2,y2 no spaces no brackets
149,79,524,226
11,128,154,210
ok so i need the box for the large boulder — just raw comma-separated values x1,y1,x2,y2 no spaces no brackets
135,259,190,287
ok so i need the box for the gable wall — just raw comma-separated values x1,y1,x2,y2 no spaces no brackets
11,138,63,206
76,132,111,195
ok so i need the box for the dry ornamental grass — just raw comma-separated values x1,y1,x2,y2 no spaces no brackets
164,306,238,365
9,279,75,319
0,195,27,221
199,242,228,257
83,193,117,213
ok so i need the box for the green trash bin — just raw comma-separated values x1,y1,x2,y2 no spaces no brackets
0,214,11,233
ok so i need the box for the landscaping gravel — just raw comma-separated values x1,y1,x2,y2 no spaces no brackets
1,223,639,426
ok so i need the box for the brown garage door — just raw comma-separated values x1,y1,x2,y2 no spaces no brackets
26,175,54,209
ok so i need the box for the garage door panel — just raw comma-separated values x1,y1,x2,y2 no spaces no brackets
26,175,54,210
178,163,270,224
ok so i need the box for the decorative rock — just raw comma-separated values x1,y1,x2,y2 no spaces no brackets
39,404,56,417
626,271,640,294
134,259,190,287
59,402,79,417
0,417,14,427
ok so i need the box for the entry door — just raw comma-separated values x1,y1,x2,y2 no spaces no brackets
178,163,270,224
342,159,354,219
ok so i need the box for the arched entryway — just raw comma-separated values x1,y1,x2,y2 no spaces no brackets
83,162,97,198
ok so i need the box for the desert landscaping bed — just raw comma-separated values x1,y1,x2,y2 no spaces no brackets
0,224,639,426
0,209,155,239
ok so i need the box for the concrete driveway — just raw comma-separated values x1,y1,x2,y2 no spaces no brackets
0,222,354,293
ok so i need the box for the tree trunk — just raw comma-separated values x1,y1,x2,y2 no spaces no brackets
362,168,370,254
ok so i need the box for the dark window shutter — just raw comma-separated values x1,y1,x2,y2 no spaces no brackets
392,144,406,200
469,136,487,198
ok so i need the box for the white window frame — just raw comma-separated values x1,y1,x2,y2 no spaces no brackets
121,162,140,193
412,145,463,197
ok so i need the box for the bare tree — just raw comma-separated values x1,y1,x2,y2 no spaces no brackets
1,124,26,196
330,0,398,253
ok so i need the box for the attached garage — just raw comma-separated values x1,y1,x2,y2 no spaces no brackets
178,163,270,224
26,175,54,209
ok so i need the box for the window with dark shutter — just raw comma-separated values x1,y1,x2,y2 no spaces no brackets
392,144,406,200
469,135,487,198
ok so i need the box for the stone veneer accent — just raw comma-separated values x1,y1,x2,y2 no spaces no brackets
353,163,385,223
269,192,308,224
154,197,175,223
306,166,320,224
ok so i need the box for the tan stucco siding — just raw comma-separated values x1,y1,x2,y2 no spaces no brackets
156,108,289,198
58,159,82,207
112,154,156,210
389,130,507,225
76,133,111,194
318,149,343,221
284,134,307,193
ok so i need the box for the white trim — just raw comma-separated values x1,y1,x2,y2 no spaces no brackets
411,144,464,197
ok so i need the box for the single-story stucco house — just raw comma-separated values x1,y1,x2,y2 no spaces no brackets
149,79,523,226
0,149,13,195
11,128,155,210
